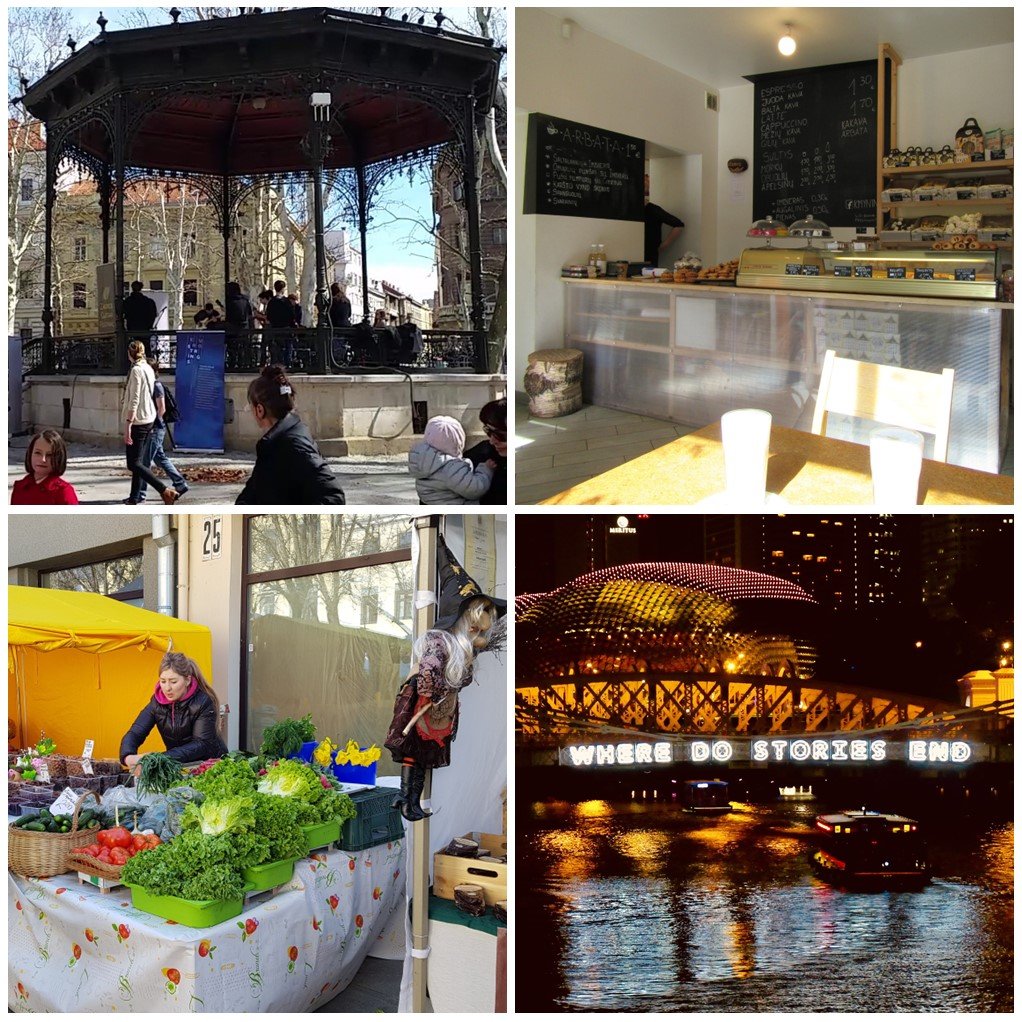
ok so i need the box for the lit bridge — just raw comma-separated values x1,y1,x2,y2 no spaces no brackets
515,672,1013,765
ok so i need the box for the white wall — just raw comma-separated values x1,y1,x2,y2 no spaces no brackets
516,12,1013,394
515,9,719,390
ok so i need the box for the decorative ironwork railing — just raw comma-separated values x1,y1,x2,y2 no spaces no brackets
21,327,489,376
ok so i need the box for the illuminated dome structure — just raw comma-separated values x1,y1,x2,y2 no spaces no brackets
517,562,819,681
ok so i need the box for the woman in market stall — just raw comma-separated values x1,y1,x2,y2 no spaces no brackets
119,651,228,767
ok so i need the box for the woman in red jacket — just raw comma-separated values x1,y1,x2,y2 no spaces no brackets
11,430,79,505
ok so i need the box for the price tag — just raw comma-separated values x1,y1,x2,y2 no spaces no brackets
854,265,873,278
784,263,803,276
803,264,821,276
82,759,94,776
954,268,977,282
37,763,51,783
887,267,907,279
49,787,81,816
82,740,95,760
914,268,935,280
834,265,852,278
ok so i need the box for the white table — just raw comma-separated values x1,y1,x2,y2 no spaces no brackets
9,841,405,1012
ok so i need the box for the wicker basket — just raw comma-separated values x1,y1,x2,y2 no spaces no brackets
67,851,124,882
8,791,103,879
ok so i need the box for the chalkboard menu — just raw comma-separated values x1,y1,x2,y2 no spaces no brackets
523,113,644,221
748,60,878,229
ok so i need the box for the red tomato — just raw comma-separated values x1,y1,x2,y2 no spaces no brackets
131,834,148,852
97,827,132,849
97,849,112,863
110,847,130,866
146,834,162,848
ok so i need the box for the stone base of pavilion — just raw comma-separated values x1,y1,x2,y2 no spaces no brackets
22,373,506,456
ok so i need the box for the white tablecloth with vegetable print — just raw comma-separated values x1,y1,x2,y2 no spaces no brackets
8,840,405,1012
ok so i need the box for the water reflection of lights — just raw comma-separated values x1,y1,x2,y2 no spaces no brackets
612,830,672,874
576,799,613,819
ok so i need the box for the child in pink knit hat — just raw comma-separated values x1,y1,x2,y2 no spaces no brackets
408,415,496,504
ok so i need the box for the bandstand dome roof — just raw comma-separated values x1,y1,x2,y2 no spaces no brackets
517,562,819,680
21,7,502,176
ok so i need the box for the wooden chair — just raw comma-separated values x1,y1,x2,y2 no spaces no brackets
810,350,955,462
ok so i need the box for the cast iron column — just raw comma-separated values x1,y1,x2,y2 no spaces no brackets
461,94,487,371
98,166,112,265
41,131,56,369
305,93,332,373
222,172,232,303
357,162,371,321
113,93,127,369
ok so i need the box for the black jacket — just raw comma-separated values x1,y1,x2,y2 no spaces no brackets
265,294,296,328
236,412,346,504
119,687,227,764
123,291,158,331
465,439,506,505
225,293,254,335
329,297,352,328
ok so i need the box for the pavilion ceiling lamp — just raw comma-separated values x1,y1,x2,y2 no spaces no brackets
310,91,332,123
777,24,797,57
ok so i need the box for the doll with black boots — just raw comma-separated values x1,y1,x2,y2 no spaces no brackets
384,535,506,821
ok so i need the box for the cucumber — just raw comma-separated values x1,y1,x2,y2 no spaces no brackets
21,821,47,832
47,821,62,833
12,812,39,827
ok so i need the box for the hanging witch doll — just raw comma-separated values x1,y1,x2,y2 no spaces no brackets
385,535,506,822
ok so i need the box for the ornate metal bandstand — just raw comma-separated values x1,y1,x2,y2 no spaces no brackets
19,7,502,374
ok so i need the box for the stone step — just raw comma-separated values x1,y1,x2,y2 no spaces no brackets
319,432,488,457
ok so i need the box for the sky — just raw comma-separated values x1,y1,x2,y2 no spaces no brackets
21,3,461,302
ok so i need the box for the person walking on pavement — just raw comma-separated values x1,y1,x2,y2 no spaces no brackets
128,358,189,503
123,281,158,333
122,341,179,505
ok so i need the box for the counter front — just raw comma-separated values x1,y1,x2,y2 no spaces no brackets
563,278,1011,472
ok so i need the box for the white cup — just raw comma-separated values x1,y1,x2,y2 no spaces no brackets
720,409,772,504
870,427,924,505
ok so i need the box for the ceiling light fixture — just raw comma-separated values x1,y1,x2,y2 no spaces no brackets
778,24,796,57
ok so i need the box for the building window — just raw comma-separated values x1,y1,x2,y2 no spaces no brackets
73,237,87,261
243,515,413,775
148,239,166,259
452,180,464,201
72,283,87,309
149,280,164,292
40,552,144,605
21,178,34,201
771,550,784,558
187,233,198,258
184,279,198,306
492,226,506,245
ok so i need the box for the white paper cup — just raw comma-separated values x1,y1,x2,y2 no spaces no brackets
720,409,772,504
870,427,924,505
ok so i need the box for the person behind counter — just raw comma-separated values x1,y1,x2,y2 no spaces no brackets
643,171,684,266
119,652,228,767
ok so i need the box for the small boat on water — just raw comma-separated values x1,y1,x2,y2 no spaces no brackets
778,784,816,801
681,779,732,814
811,809,929,886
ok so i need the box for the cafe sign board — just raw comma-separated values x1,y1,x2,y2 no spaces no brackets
561,737,975,768
523,112,644,222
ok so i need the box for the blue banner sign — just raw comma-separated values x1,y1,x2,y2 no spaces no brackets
174,331,225,453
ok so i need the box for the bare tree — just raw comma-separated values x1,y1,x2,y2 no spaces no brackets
8,8,88,333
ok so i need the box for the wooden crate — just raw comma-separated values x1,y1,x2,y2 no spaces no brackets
433,832,507,907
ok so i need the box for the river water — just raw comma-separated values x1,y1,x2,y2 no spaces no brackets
518,795,1013,1012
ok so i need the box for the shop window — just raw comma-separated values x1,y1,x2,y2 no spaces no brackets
184,279,198,306
72,283,87,309
244,515,413,775
40,553,144,605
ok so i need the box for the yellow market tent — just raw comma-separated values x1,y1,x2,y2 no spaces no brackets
8,586,213,760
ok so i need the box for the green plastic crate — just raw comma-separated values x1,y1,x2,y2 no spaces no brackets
124,883,247,928
301,818,341,851
337,786,403,851
241,857,296,892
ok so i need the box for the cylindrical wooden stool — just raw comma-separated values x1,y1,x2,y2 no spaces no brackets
524,348,583,418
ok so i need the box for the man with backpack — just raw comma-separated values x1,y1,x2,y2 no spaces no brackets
128,358,189,502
